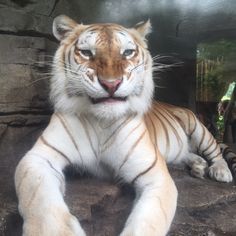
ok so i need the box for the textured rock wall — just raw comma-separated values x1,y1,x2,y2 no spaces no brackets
0,2,59,234
0,1,59,196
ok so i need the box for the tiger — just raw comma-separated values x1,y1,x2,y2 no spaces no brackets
220,143,236,179
15,15,233,236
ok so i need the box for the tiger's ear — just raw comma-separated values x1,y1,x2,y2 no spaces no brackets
53,15,78,41
134,19,152,38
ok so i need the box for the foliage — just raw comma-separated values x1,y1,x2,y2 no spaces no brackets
197,39,236,61
197,39,236,102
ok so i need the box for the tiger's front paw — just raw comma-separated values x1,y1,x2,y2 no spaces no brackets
209,159,233,183
120,222,165,236
23,211,86,236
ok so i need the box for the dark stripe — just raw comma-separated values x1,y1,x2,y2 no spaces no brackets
56,114,79,151
153,107,183,159
221,147,236,169
103,116,133,147
151,109,170,156
46,160,65,194
154,106,178,134
26,178,42,207
46,160,64,181
118,130,147,172
158,107,184,161
61,47,67,76
64,46,69,77
153,104,184,161
78,116,98,159
186,111,191,134
202,135,215,154
56,114,84,165
157,102,178,124
146,114,158,147
198,124,206,152
204,144,218,158
40,136,72,165
120,121,143,146
158,107,183,143
86,71,94,81
208,151,221,161
131,136,158,184
222,147,231,156
100,118,119,129
84,116,99,140
189,113,197,137
173,115,186,135
131,148,158,184
224,149,233,156
68,47,72,71
157,196,168,227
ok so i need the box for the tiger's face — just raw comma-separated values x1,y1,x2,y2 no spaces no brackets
51,15,154,119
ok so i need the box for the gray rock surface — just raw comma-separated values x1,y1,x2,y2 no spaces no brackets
0,35,56,113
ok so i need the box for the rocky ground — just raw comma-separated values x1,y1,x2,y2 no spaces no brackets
0,166,235,236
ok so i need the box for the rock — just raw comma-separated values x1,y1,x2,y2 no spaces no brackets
0,115,50,198
0,6,52,35
0,63,50,113
0,0,57,16
0,35,56,113
169,167,236,236
65,178,134,236
0,35,56,64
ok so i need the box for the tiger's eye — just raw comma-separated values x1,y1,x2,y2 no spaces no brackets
79,49,93,58
123,49,135,57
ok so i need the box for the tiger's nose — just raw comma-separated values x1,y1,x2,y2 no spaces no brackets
98,79,122,95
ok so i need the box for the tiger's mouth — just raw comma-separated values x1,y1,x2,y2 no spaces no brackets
90,96,127,104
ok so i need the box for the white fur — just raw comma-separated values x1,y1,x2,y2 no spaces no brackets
76,30,98,55
50,26,154,120
116,31,136,54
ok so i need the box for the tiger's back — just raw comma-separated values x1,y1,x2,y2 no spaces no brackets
145,101,232,182
145,102,189,163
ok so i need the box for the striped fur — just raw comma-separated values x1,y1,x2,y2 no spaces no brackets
220,143,236,179
15,15,232,236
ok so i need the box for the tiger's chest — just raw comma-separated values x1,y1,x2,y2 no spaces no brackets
80,113,189,166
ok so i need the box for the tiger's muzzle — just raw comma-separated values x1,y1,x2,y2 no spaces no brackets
98,78,123,96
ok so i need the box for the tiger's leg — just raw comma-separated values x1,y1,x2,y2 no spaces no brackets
208,156,233,182
190,121,233,182
185,153,209,179
15,115,87,236
118,151,177,236
15,150,86,236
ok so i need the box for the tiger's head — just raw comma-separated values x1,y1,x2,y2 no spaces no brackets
51,15,154,119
